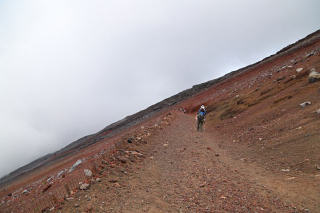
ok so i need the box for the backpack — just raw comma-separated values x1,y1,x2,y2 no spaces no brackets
197,111,205,121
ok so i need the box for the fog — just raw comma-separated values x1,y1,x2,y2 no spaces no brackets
0,0,319,177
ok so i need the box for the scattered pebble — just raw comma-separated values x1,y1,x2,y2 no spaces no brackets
80,183,90,190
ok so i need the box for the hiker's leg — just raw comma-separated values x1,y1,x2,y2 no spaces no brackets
197,119,200,131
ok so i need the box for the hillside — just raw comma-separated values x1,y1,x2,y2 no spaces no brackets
1,29,320,212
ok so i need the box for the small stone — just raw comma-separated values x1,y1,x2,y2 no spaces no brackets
69,159,83,173
84,169,92,177
277,76,286,81
125,150,143,156
109,179,118,183
80,183,90,190
22,189,29,195
117,156,127,163
74,203,80,208
316,109,320,114
305,50,315,58
288,178,297,182
308,68,320,83
57,170,65,178
300,101,311,108
163,144,168,147
215,153,220,157
281,168,290,172
127,138,133,143
296,68,303,73
42,183,52,193
47,176,53,183
96,178,102,182
114,183,121,188
315,165,320,170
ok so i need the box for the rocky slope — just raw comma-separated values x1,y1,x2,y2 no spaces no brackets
0,29,320,212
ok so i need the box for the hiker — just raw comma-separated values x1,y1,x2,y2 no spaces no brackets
197,105,206,131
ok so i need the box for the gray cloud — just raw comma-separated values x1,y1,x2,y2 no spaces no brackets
0,0,319,177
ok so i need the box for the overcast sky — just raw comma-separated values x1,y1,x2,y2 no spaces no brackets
0,0,319,178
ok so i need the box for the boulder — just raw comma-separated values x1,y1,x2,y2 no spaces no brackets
308,68,320,83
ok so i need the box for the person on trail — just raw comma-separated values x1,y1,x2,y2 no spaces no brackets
197,105,206,131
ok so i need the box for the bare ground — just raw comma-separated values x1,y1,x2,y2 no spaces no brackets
60,113,314,213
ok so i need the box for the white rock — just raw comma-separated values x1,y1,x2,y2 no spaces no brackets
69,159,82,173
300,101,311,108
22,189,29,195
84,169,92,177
79,183,90,190
316,109,320,114
296,68,303,73
125,150,143,156
287,177,296,180
308,69,320,83
57,170,65,178
47,176,53,183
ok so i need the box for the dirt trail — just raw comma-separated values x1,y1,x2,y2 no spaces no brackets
61,112,313,212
